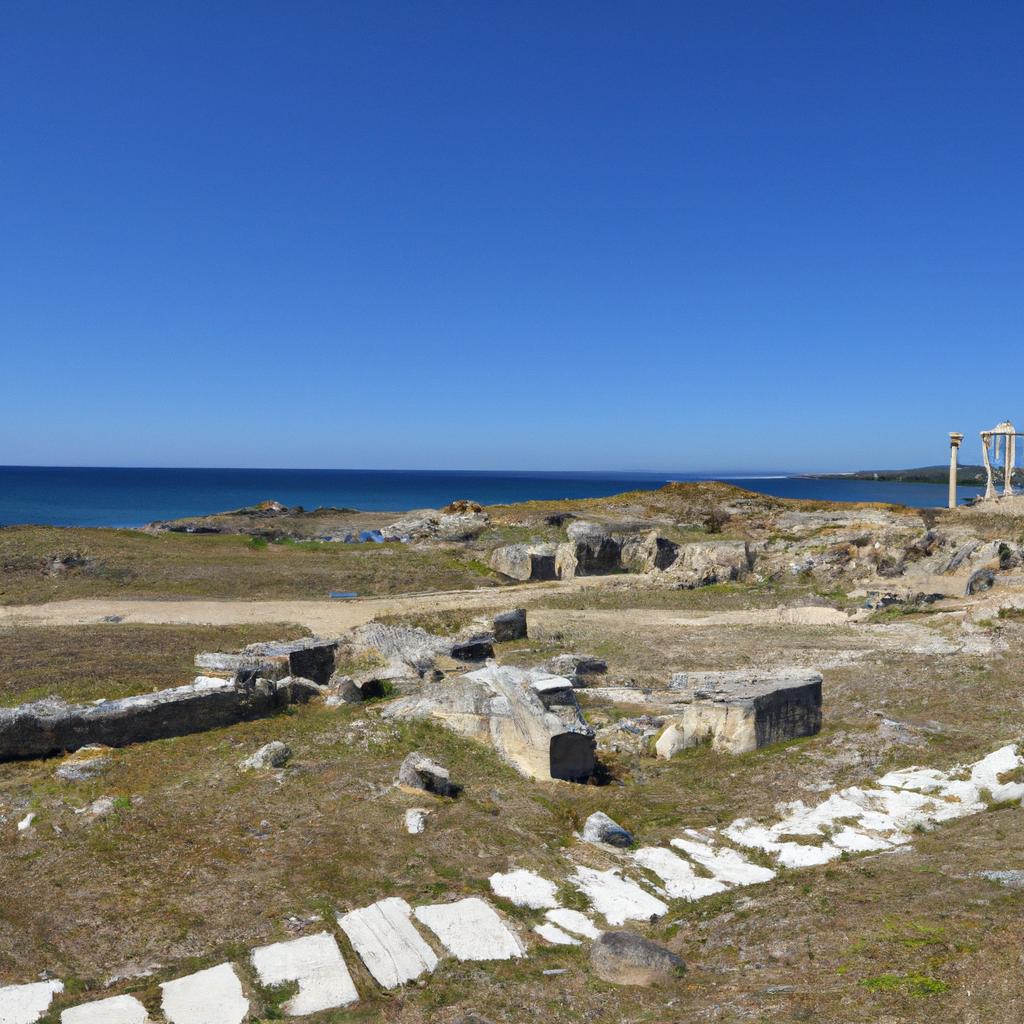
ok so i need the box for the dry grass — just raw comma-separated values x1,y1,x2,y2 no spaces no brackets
0,623,310,706
0,526,499,605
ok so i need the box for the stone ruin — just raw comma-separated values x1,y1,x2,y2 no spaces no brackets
948,420,1022,507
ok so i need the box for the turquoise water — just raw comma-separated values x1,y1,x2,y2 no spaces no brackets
0,467,983,528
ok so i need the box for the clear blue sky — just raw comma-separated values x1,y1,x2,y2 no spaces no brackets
2,1,1022,473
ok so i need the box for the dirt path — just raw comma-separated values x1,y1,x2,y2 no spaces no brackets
0,577,623,634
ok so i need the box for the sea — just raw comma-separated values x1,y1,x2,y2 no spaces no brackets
0,466,984,528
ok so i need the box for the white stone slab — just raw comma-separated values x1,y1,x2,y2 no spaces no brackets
970,744,1024,803
570,867,668,925
413,898,525,961
671,832,776,885
61,994,150,1023
404,808,428,834
544,908,602,939
160,963,249,1024
533,923,579,945
250,932,357,1014
722,820,842,868
337,898,438,988
633,847,729,901
0,981,63,1024
489,869,559,909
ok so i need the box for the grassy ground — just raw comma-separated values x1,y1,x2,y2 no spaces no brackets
1,606,1022,1021
0,623,310,706
0,527,500,605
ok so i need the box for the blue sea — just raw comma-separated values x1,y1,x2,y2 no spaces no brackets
0,466,984,528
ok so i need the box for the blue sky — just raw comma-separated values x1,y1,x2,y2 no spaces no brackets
2,1,1022,473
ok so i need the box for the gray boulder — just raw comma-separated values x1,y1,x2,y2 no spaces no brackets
565,521,622,574
590,931,684,986
380,507,489,542
966,568,996,595
493,608,528,642
544,653,607,685
490,543,559,581
666,540,756,588
582,811,633,848
620,531,680,573
324,674,364,705
397,752,455,797
240,740,292,770
195,636,338,685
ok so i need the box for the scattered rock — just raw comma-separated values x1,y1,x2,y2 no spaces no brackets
240,741,292,771
397,752,455,797
582,811,634,848
493,608,528,642
324,674,364,706
979,870,1024,889
543,653,607,685
590,931,684,986
405,808,430,834
966,568,996,595
381,507,489,542
54,746,112,782
17,812,35,832
196,637,338,685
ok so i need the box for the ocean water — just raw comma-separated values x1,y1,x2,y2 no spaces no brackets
0,466,984,528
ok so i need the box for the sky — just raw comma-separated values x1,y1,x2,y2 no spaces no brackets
1,1,1022,473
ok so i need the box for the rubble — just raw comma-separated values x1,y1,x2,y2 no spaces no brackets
195,637,338,685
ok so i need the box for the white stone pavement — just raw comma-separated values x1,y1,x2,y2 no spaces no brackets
4,743,1021,1022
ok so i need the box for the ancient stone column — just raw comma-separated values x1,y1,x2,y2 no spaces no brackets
948,432,963,509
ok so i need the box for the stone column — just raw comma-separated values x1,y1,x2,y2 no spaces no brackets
1005,433,1016,496
948,432,963,509
982,432,995,500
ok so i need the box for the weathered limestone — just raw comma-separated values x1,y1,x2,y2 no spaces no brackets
61,995,150,1023
632,846,728,901
581,811,633,848
250,932,358,1014
489,543,559,581
239,740,291,770
0,674,319,762
564,521,622,574
195,637,338,685
160,963,249,1024
570,867,668,926
619,530,679,573
544,908,602,940
396,752,455,796
0,980,63,1024
590,932,684,987
382,665,596,782
337,898,438,988
413,898,525,961
381,506,489,542
655,670,822,756
665,540,756,588
489,869,560,909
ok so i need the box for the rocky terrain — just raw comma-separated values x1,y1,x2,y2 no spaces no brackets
2,482,1024,1022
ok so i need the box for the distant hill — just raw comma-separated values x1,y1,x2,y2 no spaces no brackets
804,465,1024,486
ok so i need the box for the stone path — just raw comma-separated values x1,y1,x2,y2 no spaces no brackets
3,742,1021,1022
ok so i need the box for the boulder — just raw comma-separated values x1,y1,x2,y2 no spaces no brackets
590,931,684,986
383,665,596,783
490,543,559,581
493,609,528,643
0,674,319,762
397,752,455,797
240,740,292,770
966,568,996,596
619,531,679,573
582,811,634,848
657,669,822,756
324,674,364,705
449,634,496,662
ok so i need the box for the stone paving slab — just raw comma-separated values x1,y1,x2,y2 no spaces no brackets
633,846,730,901
61,994,150,1023
570,867,668,926
251,932,358,1015
413,898,525,961
337,898,439,989
489,868,560,909
0,981,63,1024
160,963,249,1024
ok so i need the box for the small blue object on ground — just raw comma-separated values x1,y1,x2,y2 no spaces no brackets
329,591,359,599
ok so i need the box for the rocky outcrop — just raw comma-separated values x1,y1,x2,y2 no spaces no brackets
490,543,559,581
0,675,321,762
381,506,489,542
619,531,679,573
565,521,622,574
665,540,756,588
382,665,596,782
542,654,607,686
656,670,822,757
